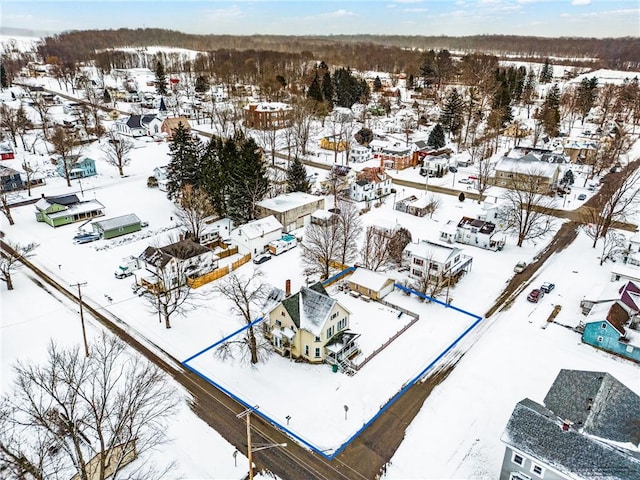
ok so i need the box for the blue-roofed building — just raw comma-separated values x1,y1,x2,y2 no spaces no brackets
499,369,640,480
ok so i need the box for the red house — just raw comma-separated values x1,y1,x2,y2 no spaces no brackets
0,143,15,160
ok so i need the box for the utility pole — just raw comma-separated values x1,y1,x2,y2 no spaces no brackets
237,406,286,480
71,281,90,357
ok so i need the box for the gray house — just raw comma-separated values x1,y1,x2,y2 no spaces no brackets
499,369,640,480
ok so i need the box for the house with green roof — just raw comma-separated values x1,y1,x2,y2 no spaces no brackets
266,282,359,371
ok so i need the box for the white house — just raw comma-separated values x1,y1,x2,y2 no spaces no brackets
153,166,169,191
403,239,473,284
440,217,506,251
350,144,371,163
230,215,283,256
115,114,159,137
623,231,640,268
350,167,392,202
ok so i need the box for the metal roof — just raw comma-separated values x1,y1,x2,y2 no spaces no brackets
92,214,141,231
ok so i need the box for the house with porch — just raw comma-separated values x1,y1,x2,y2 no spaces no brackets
35,194,105,227
403,239,473,285
266,282,359,371
499,369,640,480
255,192,325,232
439,217,506,251
580,281,640,363
55,155,97,180
350,167,392,202
0,165,24,192
230,215,283,257
114,114,158,137
138,238,219,291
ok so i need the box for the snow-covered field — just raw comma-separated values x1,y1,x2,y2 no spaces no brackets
1,48,640,478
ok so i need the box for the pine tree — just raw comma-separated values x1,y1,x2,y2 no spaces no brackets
427,123,446,149
195,75,209,93
286,157,311,193
373,76,383,92
166,123,202,200
102,89,111,104
200,136,232,217
576,76,599,124
0,64,8,89
155,61,168,96
521,68,537,118
321,71,333,106
307,73,323,103
439,88,464,138
540,84,561,137
227,133,268,224
539,58,553,84
561,169,575,186
458,192,465,202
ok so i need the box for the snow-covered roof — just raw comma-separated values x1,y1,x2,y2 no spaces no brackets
280,282,339,336
233,215,282,240
404,240,461,264
243,102,291,112
494,157,559,178
348,268,393,293
257,192,320,212
46,200,105,220
92,213,141,231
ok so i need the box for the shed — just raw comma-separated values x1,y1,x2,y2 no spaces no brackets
92,214,142,239
347,268,395,300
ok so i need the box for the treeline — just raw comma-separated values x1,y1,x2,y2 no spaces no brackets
38,29,640,72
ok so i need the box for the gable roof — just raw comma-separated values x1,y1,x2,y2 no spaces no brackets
162,116,191,132
281,282,337,336
502,398,640,480
620,281,640,313
348,268,393,292
233,215,282,240
543,369,640,445
141,239,210,268
92,214,141,231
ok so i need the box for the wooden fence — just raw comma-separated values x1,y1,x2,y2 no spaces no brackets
216,245,238,259
187,265,231,289
232,253,251,270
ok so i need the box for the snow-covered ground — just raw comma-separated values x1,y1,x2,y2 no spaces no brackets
1,48,640,477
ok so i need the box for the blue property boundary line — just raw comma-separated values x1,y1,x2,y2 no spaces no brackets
182,280,484,460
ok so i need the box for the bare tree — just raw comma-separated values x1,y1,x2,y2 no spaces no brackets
324,169,349,209
290,99,315,156
411,258,448,302
335,201,362,267
596,230,627,266
0,240,38,290
498,168,557,247
20,159,40,197
0,332,178,480
0,189,15,226
475,144,495,203
211,271,271,365
174,184,216,241
25,90,52,141
49,126,81,187
580,162,640,248
102,131,133,176
301,221,341,280
425,193,441,219
0,103,18,146
389,226,412,265
361,225,394,271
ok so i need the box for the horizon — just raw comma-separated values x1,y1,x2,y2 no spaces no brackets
2,0,639,39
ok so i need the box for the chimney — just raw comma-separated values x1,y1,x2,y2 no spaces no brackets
562,419,572,431
285,279,291,297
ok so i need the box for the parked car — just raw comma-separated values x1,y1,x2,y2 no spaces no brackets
458,178,473,184
253,253,272,264
448,166,458,173
527,289,544,303
541,282,555,293
514,261,527,273
73,232,100,244
577,193,587,201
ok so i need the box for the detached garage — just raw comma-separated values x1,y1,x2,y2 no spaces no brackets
92,214,142,239
347,268,395,300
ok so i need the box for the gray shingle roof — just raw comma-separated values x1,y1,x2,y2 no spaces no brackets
281,282,332,334
544,370,640,445
502,398,640,480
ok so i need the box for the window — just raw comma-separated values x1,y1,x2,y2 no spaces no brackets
338,318,347,330
314,347,320,358
412,269,423,277
601,322,607,329
326,326,334,339
413,258,424,266
530,463,544,477
281,311,285,316
304,345,309,356
275,320,282,327
597,336,604,342
315,336,321,342
331,311,339,319
511,452,524,466
626,345,634,353
509,473,531,480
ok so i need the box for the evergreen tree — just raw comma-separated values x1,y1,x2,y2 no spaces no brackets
458,192,465,202
539,84,561,137
307,73,323,103
333,68,366,108
373,76,383,92
166,123,202,200
286,157,311,193
200,136,233,217
427,123,446,149
195,75,209,93
561,169,575,186
102,89,111,104
227,133,268,224
576,76,599,124
420,49,437,88
155,61,168,96
539,58,553,84
521,68,537,118
321,71,333,106
439,88,464,139
354,127,373,145
0,64,8,89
